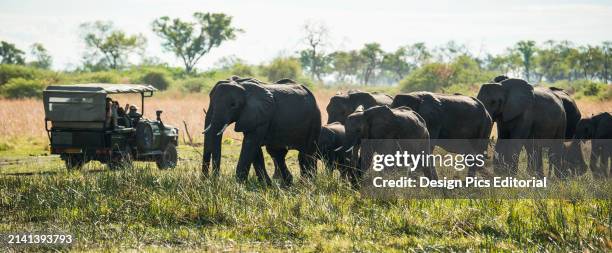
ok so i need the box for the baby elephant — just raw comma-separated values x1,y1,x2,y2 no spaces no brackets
317,122,351,176
574,112,612,177
340,105,437,185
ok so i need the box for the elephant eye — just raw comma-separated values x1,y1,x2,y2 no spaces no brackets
230,102,237,108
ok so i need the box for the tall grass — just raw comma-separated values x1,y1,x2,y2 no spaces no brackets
0,159,610,251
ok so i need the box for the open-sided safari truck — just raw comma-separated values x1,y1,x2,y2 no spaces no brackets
43,84,179,170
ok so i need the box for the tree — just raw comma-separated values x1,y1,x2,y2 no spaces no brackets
328,50,363,83
299,21,330,81
435,41,468,62
381,46,413,82
359,43,384,85
28,43,52,69
80,21,146,70
0,41,25,65
514,40,537,81
405,42,432,67
600,41,611,83
152,12,242,73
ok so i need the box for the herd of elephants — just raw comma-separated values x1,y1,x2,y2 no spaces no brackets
200,75,612,186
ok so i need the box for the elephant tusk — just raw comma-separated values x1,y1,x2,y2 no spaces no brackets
203,124,211,134
216,124,229,136
345,146,354,153
333,146,343,152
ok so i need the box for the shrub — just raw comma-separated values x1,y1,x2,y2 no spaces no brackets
180,78,212,93
71,71,123,84
140,71,171,90
581,82,603,96
400,56,494,93
260,57,303,82
400,63,454,92
0,78,46,99
228,62,255,77
0,64,47,86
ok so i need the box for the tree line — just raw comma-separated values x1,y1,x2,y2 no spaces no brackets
0,12,610,87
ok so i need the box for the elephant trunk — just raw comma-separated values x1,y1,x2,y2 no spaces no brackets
202,112,228,177
203,128,223,177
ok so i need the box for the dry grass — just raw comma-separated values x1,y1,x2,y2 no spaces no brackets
0,90,336,144
0,92,608,143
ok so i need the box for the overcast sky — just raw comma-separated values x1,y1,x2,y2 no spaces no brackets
1,0,610,70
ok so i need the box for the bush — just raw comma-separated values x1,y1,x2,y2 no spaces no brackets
0,64,48,86
581,82,604,96
260,57,303,82
400,63,454,92
180,78,212,93
0,78,46,99
141,71,171,90
71,71,123,84
400,56,494,93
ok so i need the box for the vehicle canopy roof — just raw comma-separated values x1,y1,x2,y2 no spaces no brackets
44,83,157,94
43,84,157,122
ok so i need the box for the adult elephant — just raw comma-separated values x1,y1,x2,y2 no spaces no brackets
204,79,321,185
340,105,437,185
574,112,612,177
477,78,567,178
550,87,587,175
326,90,393,124
202,77,269,181
391,92,493,177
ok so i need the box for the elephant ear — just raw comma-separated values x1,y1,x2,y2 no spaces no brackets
418,93,443,125
235,82,275,132
500,78,534,122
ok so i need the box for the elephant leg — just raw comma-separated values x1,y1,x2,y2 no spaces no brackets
549,142,566,179
202,150,211,176
602,150,610,177
252,147,272,186
272,163,282,180
298,151,317,179
235,133,262,183
591,145,603,177
526,142,544,178
267,147,293,186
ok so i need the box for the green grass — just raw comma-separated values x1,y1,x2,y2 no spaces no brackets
0,140,611,251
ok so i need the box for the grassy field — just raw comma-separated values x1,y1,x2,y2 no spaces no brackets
1,91,611,251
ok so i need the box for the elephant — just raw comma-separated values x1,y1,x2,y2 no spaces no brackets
202,77,270,181
326,90,393,124
477,78,567,178
549,87,587,175
574,112,612,177
203,77,321,185
317,122,350,176
391,92,493,177
340,105,437,185
203,76,300,180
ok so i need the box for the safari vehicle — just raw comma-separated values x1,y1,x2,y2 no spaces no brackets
43,84,179,170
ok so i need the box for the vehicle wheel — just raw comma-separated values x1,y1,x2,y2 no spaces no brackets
156,143,177,170
108,146,133,170
64,154,85,170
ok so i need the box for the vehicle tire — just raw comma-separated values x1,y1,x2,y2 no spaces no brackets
108,146,133,170
156,143,177,170
64,154,85,170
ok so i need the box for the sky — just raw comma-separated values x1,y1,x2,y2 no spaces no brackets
1,0,611,70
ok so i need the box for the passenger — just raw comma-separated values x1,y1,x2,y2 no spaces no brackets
128,105,142,126
128,105,142,119
105,98,113,128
